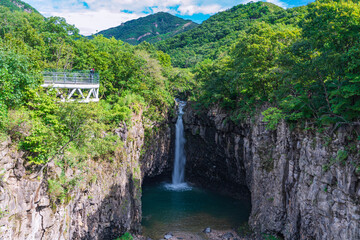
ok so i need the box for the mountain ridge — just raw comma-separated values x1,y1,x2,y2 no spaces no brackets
94,12,199,45
0,0,40,14
155,2,308,67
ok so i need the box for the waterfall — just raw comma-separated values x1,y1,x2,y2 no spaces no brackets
164,100,191,191
172,101,187,184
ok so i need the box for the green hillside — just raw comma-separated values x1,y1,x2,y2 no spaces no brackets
0,0,39,13
95,12,198,45
156,2,307,67
0,2,188,167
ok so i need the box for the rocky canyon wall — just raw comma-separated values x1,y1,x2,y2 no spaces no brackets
183,104,360,240
0,112,172,240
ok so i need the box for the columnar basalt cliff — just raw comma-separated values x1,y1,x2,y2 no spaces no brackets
0,112,172,240
183,104,360,240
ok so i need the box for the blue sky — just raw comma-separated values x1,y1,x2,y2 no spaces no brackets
22,0,314,35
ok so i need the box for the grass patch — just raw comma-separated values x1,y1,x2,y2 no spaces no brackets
114,232,133,240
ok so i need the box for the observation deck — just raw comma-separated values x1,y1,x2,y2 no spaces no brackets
41,71,100,103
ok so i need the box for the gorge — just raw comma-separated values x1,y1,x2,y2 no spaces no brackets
1,0,360,240
1,102,359,240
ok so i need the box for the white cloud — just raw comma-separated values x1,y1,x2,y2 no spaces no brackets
48,10,146,36
177,4,223,15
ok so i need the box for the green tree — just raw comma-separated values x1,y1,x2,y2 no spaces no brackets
0,48,40,108
300,0,360,122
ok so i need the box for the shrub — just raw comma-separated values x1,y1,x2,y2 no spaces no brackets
262,107,285,130
114,232,133,240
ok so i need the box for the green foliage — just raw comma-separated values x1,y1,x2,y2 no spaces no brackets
156,2,306,67
96,12,198,45
195,21,300,120
0,48,40,108
169,67,195,99
21,115,58,164
0,0,179,217
262,108,285,130
48,178,67,204
2,0,359,216
0,4,175,120
237,222,253,237
0,3,179,169
156,50,172,68
0,205,9,218
18,91,140,165
336,150,349,163
107,93,144,125
48,172,82,205
323,149,350,172
262,234,282,240
298,0,360,122
0,101,8,131
191,0,360,127
114,232,133,240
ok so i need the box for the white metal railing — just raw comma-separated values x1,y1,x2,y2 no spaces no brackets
43,71,100,85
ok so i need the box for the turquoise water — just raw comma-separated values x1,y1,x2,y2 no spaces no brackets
141,181,251,239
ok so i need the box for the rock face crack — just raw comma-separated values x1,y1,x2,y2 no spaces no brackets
37,206,46,240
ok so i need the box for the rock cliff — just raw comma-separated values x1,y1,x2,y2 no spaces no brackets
2,101,359,240
0,112,172,240
183,104,360,240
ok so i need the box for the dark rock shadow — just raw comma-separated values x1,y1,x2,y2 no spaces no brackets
75,174,141,240
183,107,251,200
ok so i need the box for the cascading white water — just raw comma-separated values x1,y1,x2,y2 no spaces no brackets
172,101,187,184
164,100,191,191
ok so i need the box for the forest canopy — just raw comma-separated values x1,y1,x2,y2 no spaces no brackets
0,5,190,165
178,0,360,127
